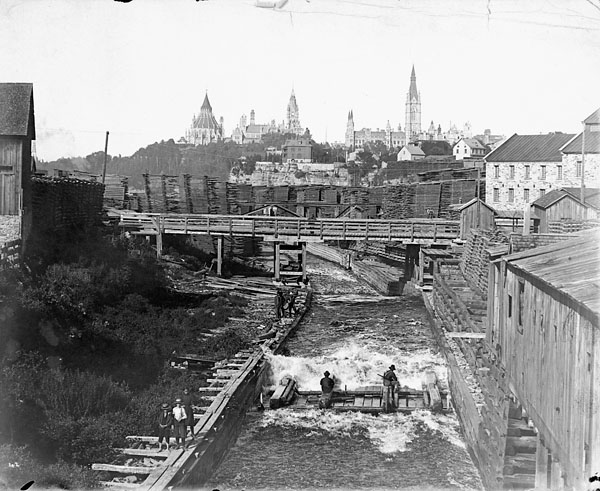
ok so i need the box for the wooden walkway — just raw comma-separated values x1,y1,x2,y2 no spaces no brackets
278,386,451,414
116,212,460,243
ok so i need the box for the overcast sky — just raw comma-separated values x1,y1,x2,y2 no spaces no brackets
2,0,599,160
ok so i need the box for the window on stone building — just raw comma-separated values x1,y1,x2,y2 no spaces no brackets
494,165,499,178
539,189,546,197
524,165,530,179
523,189,530,202
557,165,563,180
576,160,582,177
508,188,514,202
509,165,515,179
493,188,499,202
541,165,547,180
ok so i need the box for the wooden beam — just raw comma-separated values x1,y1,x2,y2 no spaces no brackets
274,242,280,281
118,448,169,458
99,481,141,488
445,332,486,339
92,464,156,475
216,236,223,277
535,435,549,490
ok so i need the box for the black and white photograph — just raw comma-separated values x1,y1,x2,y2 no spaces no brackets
0,0,599,489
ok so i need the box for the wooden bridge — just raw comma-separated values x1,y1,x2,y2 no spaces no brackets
117,212,460,243
115,212,460,280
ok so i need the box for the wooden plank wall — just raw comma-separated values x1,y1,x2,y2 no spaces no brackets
488,263,599,488
0,139,22,215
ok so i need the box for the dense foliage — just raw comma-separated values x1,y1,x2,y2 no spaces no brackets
0,234,252,488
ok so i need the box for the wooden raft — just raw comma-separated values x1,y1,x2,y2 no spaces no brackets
272,385,451,414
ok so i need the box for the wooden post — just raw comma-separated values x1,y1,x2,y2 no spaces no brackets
301,242,307,281
549,458,563,490
535,435,549,490
274,242,281,281
217,236,223,277
102,131,109,184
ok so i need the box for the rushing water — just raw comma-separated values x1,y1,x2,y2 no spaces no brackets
207,258,483,491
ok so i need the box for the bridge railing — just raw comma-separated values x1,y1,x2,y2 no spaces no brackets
118,212,460,241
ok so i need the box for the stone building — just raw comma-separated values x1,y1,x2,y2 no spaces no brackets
286,89,302,135
405,65,421,143
559,107,600,195
185,93,223,145
344,111,405,150
484,132,576,212
283,138,312,163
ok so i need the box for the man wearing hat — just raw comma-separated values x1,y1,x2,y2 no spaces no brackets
383,365,399,410
157,402,173,451
319,371,335,409
172,398,187,449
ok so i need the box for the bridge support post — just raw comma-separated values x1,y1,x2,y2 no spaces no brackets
274,242,280,281
535,435,549,490
217,236,223,277
301,242,307,281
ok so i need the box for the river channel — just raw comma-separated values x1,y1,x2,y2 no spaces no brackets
207,257,483,490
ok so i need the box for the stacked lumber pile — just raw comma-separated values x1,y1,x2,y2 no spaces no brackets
142,174,181,213
306,243,352,269
206,178,227,214
459,229,508,298
31,177,104,235
351,259,404,296
273,186,289,203
381,184,415,219
341,187,370,205
414,183,441,217
182,175,209,214
321,187,338,204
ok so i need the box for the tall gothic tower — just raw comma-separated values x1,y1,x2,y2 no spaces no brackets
405,65,421,143
286,89,302,135
345,110,355,148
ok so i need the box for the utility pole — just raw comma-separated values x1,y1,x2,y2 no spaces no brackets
102,131,109,184
581,120,586,205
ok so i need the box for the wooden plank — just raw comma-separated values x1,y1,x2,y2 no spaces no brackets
99,481,141,488
92,464,156,475
118,448,169,458
445,332,486,339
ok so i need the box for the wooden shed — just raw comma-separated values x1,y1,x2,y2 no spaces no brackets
0,83,35,216
487,230,600,489
454,198,497,239
531,188,599,233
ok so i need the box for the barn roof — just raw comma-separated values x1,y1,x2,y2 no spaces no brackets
533,188,600,210
0,83,35,137
502,230,600,320
485,133,574,162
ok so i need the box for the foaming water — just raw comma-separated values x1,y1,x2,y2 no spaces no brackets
208,258,482,490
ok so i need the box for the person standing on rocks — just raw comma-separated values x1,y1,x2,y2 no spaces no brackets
157,402,173,451
287,289,298,317
172,398,187,449
181,388,195,441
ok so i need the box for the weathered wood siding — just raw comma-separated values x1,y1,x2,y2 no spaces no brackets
487,261,600,488
0,139,22,215
459,201,495,239
535,196,596,232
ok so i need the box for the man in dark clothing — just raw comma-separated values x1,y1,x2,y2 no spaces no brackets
383,365,399,409
157,402,173,451
319,371,335,409
275,290,285,319
287,289,298,316
181,388,195,440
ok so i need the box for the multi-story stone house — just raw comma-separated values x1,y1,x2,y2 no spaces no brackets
485,132,575,212
559,108,600,193
485,109,600,212
283,138,312,163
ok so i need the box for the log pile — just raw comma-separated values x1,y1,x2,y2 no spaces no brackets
31,176,104,235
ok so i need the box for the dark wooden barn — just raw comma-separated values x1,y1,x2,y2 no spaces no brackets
0,83,35,219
